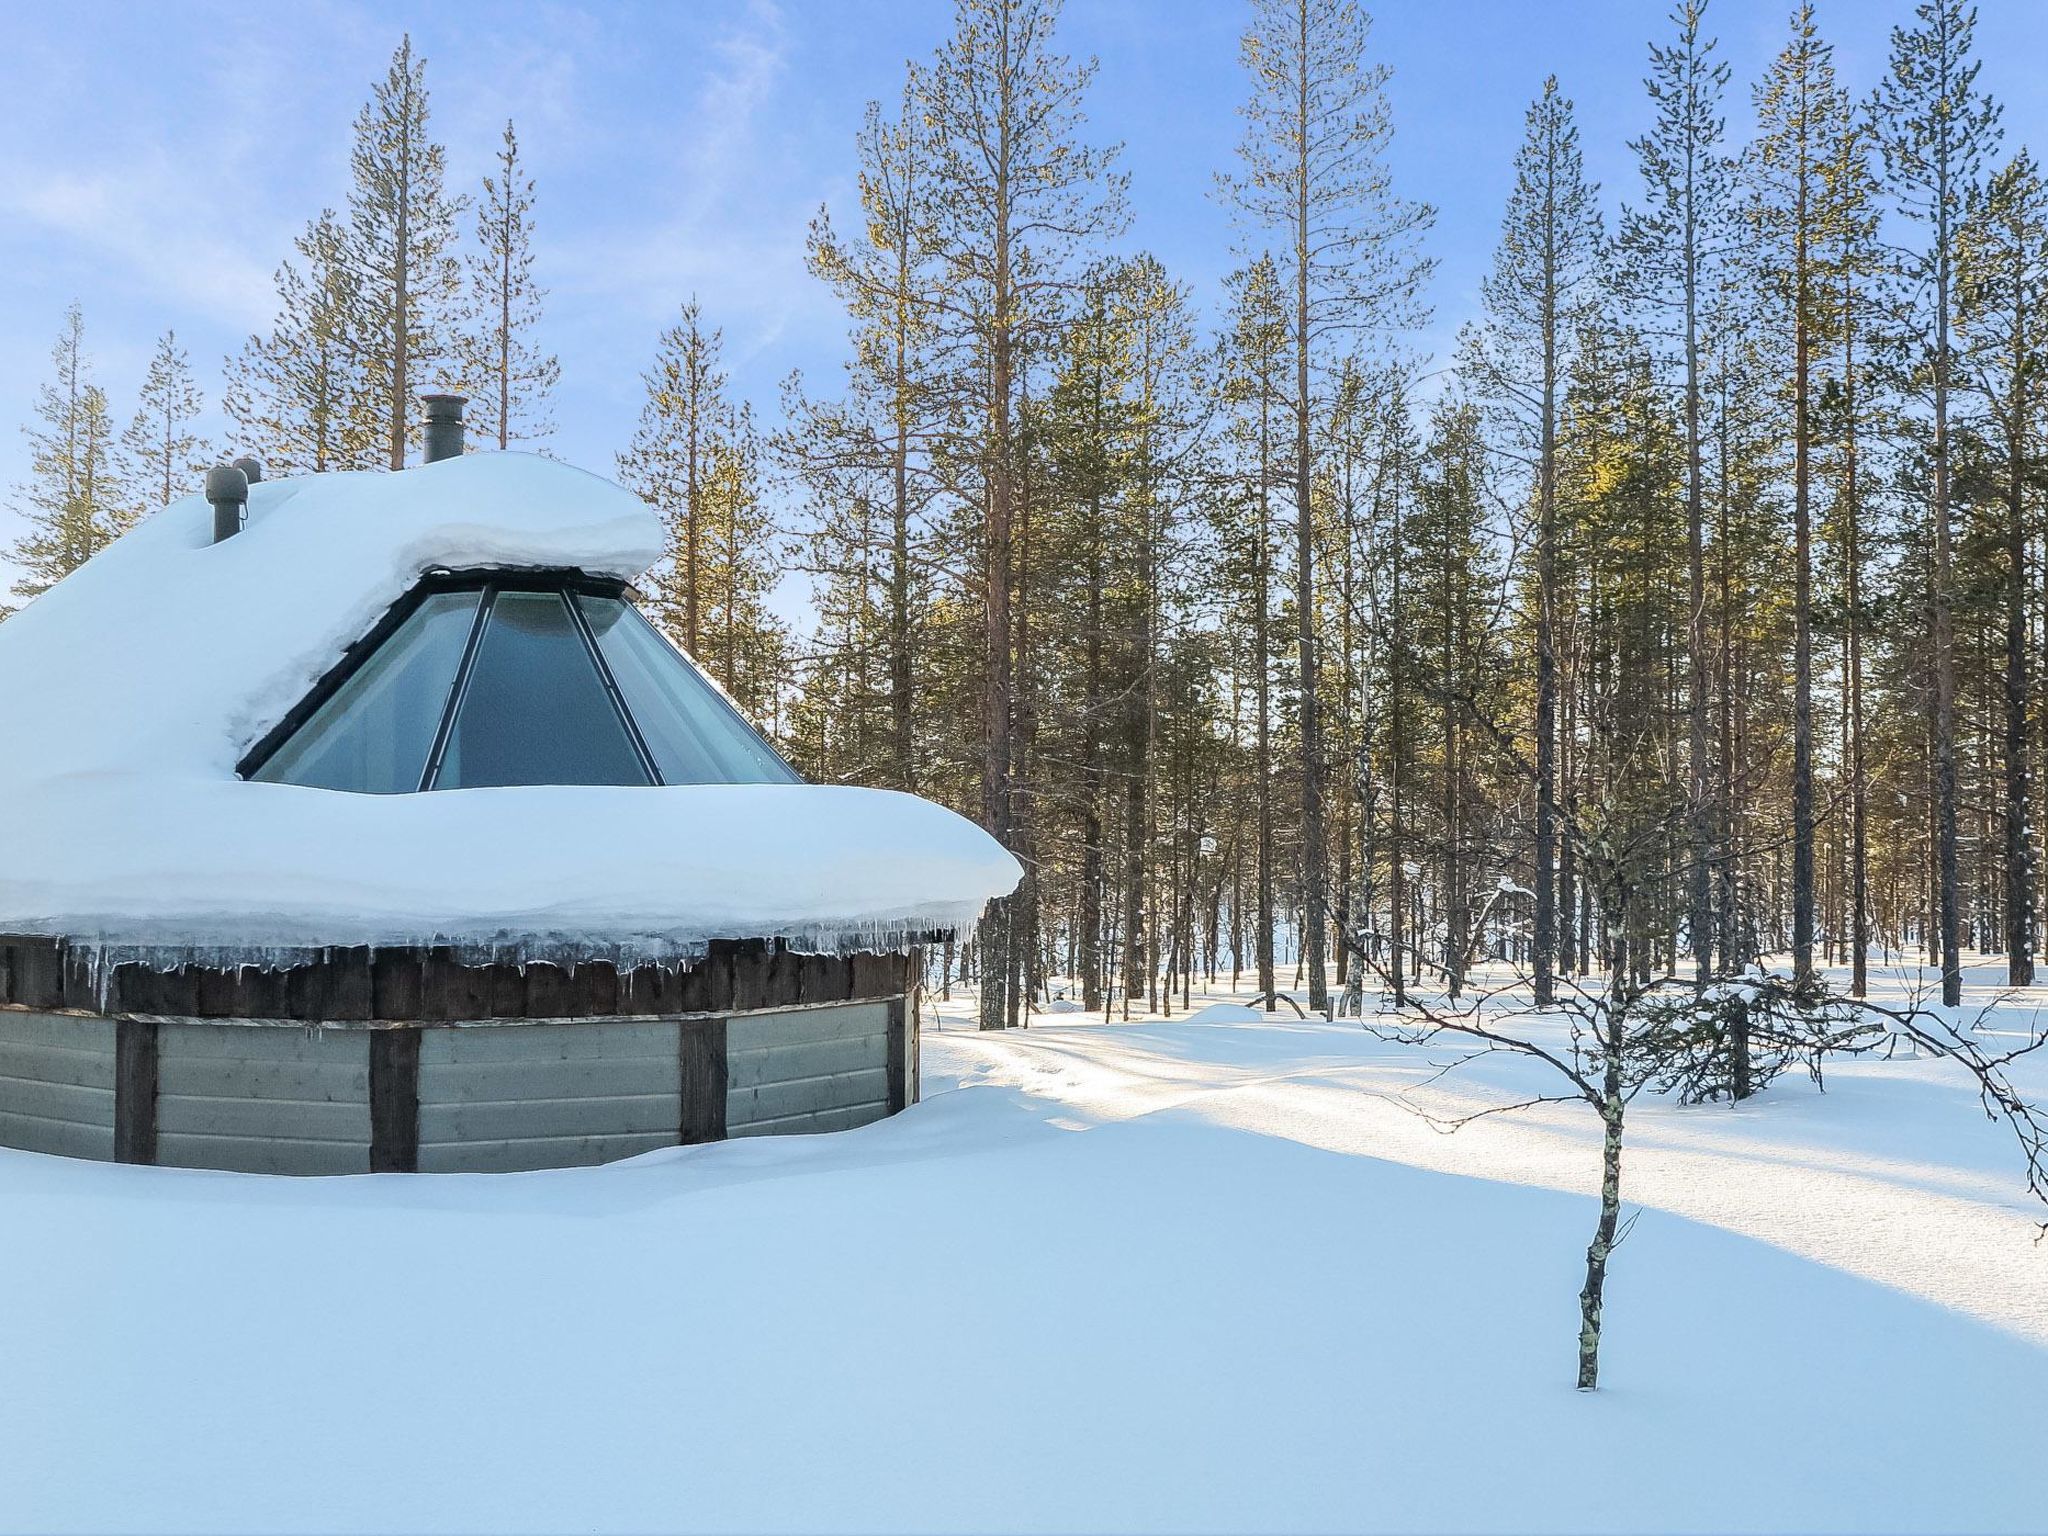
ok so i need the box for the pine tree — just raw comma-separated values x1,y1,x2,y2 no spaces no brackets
1749,1,1855,990
6,304,127,602
1375,380,1423,1004
1219,256,1290,1008
224,211,379,475
918,0,1127,1031
1958,149,2047,985
1464,75,1605,1003
1412,396,1500,1000
698,402,785,715
1874,0,2002,1007
1043,268,1132,1011
350,34,465,470
1220,0,1435,1015
1619,0,1732,988
1106,254,1206,1017
804,81,944,793
1815,108,1884,996
618,300,731,657
461,120,559,451
119,330,209,517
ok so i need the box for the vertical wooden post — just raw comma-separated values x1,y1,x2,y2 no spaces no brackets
679,1017,727,1144
369,1027,421,1173
908,990,922,1107
886,996,908,1115
114,1018,159,1165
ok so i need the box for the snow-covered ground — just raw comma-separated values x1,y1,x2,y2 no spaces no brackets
3,957,2043,1533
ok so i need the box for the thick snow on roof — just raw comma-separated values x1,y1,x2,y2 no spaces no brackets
0,452,1019,960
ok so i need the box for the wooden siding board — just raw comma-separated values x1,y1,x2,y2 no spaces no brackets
0,1110,116,1160
728,1101,888,1139
0,1013,118,1162
418,1019,681,1153
0,1010,118,1058
728,1066,889,1127
158,1093,371,1142
415,1053,682,1105
417,1130,675,1174
0,1039,118,1090
725,1033,887,1090
155,1023,370,1161
421,1019,678,1065
419,1093,681,1143
728,1002,892,1051
155,1056,369,1102
0,1075,117,1126
155,1024,365,1064
155,1132,369,1176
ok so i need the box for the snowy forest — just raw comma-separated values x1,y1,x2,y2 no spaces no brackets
11,0,2046,1035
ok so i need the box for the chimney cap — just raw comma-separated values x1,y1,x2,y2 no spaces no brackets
204,463,249,505
231,454,263,484
204,463,250,544
420,392,469,464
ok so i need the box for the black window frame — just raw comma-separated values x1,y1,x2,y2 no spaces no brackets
237,567,802,791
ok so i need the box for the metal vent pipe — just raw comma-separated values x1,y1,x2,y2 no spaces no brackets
205,464,250,544
232,455,263,484
421,393,468,464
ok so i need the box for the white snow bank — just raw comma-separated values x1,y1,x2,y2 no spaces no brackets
1179,1001,1268,1024
0,453,1019,957
2,1015,2040,1533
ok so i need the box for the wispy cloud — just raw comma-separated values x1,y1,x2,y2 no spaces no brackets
0,160,281,331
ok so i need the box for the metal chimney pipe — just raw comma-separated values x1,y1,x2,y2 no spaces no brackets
232,455,263,484
421,393,467,464
205,463,250,544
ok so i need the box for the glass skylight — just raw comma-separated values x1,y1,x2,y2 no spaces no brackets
251,590,479,794
436,591,651,790
245,577,800,793
577,595,800,787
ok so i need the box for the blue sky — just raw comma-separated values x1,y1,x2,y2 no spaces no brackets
4,0,2047,605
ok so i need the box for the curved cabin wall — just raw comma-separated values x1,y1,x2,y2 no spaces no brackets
0,940,922,1175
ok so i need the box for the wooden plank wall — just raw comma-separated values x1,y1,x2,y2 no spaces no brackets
726,1001,893,1138
416,1019,682,1173
154,1024,371,1175
0,1011,116,1161
0,949,924,1173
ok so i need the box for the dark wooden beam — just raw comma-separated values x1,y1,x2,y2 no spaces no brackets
113,1018,159,1165
0,934,940,1024
886,997,908,1115
679,1017,727,1144
368,1028,421,1173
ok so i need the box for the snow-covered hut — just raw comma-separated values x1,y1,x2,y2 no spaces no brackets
0,401,1019,1173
